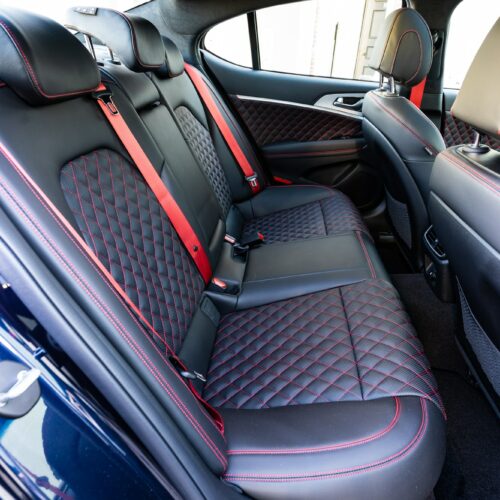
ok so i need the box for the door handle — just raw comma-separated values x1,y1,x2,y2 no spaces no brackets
333,96,364,111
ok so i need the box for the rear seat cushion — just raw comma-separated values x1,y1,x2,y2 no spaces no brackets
239,185,370,244
205,279,443,411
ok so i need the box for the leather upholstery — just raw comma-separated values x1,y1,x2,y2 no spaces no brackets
66,7,165,72
369,8,433,87
0,7,100,105
60,148,205,353
363,10,444,268
429,17,500,399
157,36,185,78
429,147,500,389
242,188,369,244
231,95,362,147
443,111,500,150
451,18,500,138
205,279,443,411
0,8,445,499
175,105,233,218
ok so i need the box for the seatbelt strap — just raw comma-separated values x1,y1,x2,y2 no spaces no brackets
93,85,211,284
410,77,427,108
184,63,261,194
0,141,224,434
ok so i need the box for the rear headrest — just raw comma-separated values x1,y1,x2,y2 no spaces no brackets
452,18,500,139
0,7,100,106
156,37,185,78
66,7,165,72
369,8,433,87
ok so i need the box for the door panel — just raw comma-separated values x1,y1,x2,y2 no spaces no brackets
203,51,383,211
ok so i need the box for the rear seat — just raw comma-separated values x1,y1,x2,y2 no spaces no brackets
0,7,445,500
67,7,386,309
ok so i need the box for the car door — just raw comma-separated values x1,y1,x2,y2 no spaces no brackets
202,0,404,212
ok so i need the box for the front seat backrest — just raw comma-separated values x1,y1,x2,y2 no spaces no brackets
362,8,445,269
429,18,500,402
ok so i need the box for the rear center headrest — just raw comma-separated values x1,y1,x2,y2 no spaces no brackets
0,7,100,106
66,7,165,72
452,18,500,139
369,8,433,87
156,37,185,78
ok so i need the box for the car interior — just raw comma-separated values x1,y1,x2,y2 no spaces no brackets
0,0,498,498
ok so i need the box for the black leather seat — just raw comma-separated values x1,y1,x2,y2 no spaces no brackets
362,8,446,269
429,18,500,401
67,7,387,308
0,7,445,499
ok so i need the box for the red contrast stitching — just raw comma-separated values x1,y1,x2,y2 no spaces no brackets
228,397,401,456
389,29,423,85
0,19,99,99
441,151,500,195
0,144,227,466
110,10,162,69
368,92,438,155
224,398,428,482
356,231,376,278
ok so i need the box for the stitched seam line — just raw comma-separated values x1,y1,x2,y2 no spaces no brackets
227,397,400,456
224,398,428,482
0,19,99,99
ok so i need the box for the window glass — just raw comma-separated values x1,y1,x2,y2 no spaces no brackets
204,0,401,81
204,15,253,68
444,0,500,89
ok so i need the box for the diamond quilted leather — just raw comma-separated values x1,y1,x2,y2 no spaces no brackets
231,96,362,146
242,190,369,244
60,148,205,353
204,279,443,414
175,105,232,217
443,112,500,150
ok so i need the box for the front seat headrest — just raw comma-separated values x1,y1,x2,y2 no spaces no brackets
0,7,100,106
66,7,165,72
369,8,433,88
155,36,185,79
451,17,500,139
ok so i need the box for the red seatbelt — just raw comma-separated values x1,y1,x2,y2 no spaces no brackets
410,77,427,108
184,63,261,194
0,140,224,434
94,85,211,284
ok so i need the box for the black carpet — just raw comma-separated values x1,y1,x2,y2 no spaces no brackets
391,274,500,500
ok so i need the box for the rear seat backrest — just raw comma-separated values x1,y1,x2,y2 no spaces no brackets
0,6,228,472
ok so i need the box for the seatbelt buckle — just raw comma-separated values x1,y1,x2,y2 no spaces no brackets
240,231,265,248
224,234,237,245
92,89,119,115
211,277,228,291
180,370,207,383
170,356,207,383
245,173,260,191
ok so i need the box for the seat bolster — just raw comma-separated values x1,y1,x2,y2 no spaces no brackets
363,91,445,162
222,397,445,500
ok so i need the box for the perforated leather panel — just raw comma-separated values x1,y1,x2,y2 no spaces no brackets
231,96,362,146
204,279,443,414
60,148,205,353
175,105,232,217
242,191,369,244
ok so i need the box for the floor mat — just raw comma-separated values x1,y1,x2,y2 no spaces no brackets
392,274,500,500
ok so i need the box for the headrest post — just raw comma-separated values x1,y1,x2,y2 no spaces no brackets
83,33,96,60
463,131,490,155
378,73,385,90
389,76,396,95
